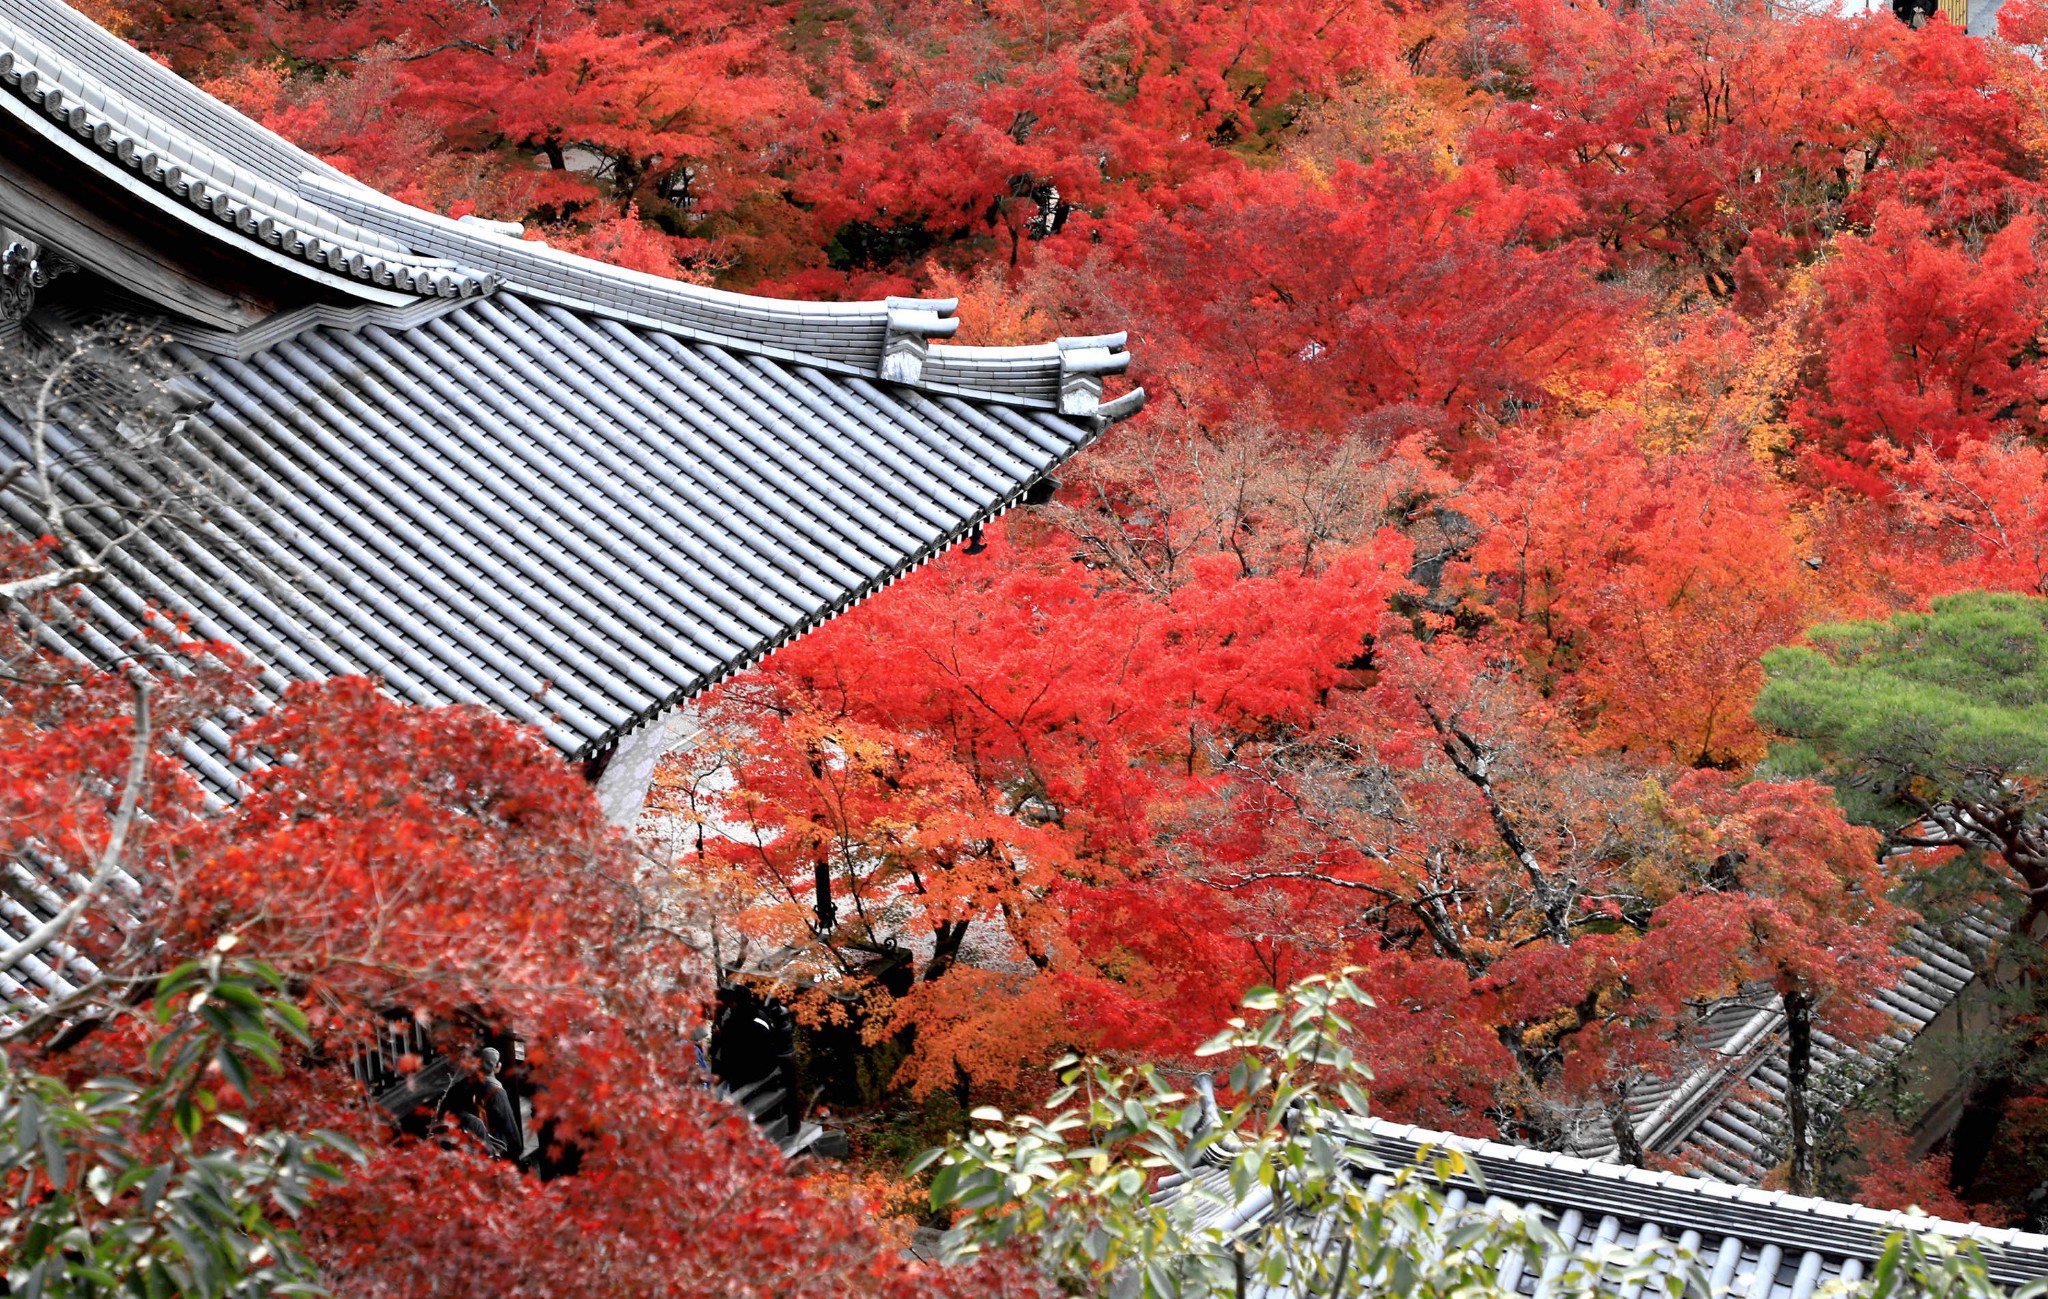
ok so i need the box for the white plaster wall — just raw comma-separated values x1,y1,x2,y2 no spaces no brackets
594,707,701,827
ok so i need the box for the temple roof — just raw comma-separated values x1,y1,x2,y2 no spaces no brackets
0,0,1141,1008
2,301,1124,776
0,0,1142,786
1566,910,2011,1186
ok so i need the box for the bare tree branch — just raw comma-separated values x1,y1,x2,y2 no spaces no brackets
0,676,150,975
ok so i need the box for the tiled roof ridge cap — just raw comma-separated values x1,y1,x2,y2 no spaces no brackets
5,0,1140,404
1362,1117,2048,1250
0,15,493,301
18,0,355,187
297,174,1142,408
169,293,482,359
1621,999,1787,1156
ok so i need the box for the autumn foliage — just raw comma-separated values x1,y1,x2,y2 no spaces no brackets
27,0,2048,1268
0,593,1041,1297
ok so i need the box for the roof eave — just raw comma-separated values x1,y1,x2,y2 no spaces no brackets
577,391,1143,764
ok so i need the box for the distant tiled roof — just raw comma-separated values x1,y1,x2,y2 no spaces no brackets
1165,1116,2048,1295
1569,911,2011,1184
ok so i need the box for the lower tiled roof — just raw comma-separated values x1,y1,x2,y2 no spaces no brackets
1568,911,2012,1184
1166,1117,2048,1296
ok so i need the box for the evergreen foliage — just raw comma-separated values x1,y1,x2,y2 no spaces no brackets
1758,592,2048,924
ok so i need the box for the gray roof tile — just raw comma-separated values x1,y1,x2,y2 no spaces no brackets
1162,1116,2048,1293
1,294,1117,767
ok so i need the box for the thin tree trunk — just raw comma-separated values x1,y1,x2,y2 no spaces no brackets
812,857,836,934
1611,1083,1646,1168
952,1060,974,1135
1784,987,1816,1196
923,919,971,981
1418,699,1574,945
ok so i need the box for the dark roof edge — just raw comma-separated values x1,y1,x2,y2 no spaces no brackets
574,397,1143,764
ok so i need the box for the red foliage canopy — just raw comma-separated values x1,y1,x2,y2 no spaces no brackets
61,0,2048,1220
0,587,1039,1297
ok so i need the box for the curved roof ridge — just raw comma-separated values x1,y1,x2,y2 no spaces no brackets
0,13,495,301
299,175,1140,409
7,0,354,191
5,0,1144,412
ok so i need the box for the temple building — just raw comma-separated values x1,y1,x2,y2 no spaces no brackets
0,0,1139,804
1791,0,2001,38
0,0,1137,1001
3,0,2045,1280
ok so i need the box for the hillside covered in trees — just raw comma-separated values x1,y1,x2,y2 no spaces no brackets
14,0,2048,1288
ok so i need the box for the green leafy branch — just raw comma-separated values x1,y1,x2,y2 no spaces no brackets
3,944,361,1298
915,971,1693,1299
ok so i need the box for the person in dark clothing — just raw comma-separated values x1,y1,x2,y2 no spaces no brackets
710,984,798,1134
450,1107,496,1154
477,1047,523,1163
